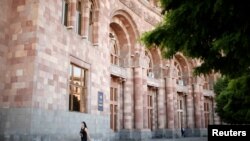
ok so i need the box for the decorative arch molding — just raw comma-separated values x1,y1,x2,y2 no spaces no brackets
109,21,130,66
148,47,163,66
147,47,163,78
144,49,154,77
167,53,191,85
145,49,154,65
174,53,191,75
119,0,161,25
138,0,161,16
110,9,140,53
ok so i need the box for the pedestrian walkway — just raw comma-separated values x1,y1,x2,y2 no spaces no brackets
150,137,207,141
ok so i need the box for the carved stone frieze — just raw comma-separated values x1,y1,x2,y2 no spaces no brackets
119,0,160,26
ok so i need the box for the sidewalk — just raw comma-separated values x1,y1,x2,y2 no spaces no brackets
150,137,208,141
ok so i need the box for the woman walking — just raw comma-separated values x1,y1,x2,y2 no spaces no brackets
80,121,91,141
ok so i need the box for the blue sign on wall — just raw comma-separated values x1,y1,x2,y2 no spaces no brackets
98,91,103,111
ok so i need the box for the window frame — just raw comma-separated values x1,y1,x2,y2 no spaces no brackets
69,63,88,113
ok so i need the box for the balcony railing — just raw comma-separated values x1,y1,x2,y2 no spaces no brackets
176,80,188,93
110,65,127,78
147,76,160,87
203,89,214,97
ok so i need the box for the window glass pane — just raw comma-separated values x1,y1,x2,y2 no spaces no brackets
115,105,118,113
147,95,149,106
110,104,113,113
69,64,87,113
73,65,81,85
62,1,68,26
150,96,152,107
77,13,82,35
114,114,117,131
73,66,81,78
110,88,113,101
110,104,113,129
69,92,80,111
114,88,117,101
180,100,182,109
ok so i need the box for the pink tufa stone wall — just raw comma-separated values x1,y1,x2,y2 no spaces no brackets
0,0,220,134
0,0,38,108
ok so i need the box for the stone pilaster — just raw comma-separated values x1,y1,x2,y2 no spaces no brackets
134,67,144,129
123,75,133,129
157,81,166,129
165,77,175,129
200,92,205,128
193,84,202,128
186,85,195,128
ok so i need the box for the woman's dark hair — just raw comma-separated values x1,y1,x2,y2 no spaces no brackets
82,121,87,128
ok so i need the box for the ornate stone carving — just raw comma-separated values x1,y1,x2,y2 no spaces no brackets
119,0,160,26
144,12,159,26
119,0,142,16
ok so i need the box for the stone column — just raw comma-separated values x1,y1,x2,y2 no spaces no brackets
186,84,195,128
119,69,134,141
164,77,176,138
200,92,205,128
143,85,148,129
80,0,90,38
69,0,77,29
210,96,215,125
193,84,202,128
153,80,166,138
165,77,175,129
123,68,134,129
134,67,144,129
157,82,165,129
173,82,178,129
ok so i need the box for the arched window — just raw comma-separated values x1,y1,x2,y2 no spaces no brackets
110,33,119,66
203,75,214,90
174,61,184,86
111,42,119,65
145,51,153,78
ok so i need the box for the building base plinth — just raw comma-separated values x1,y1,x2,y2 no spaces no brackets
119,129,152,141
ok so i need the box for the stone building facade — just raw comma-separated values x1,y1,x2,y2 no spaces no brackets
0,0,220,141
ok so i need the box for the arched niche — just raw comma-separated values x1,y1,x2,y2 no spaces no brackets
147,47,163,78
110,10,139,54
172,53,191,86
109,9,140,67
